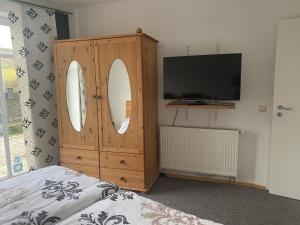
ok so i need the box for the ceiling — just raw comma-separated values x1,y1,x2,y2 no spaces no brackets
49,0,126,6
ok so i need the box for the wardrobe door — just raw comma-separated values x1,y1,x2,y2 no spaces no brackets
95,37,143,154
54,41,99,150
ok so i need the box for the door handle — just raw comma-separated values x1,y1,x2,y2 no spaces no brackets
278,105,293,111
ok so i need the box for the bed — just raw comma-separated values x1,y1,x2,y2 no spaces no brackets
0,166,118,225
0,165,221,225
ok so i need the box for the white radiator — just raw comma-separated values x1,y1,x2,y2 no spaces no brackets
160,126,239,177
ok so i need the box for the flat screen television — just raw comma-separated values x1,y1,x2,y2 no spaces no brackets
163,53,242,101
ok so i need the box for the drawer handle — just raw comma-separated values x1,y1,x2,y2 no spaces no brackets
120,177,127,182
76,156,82,160
119,160,125,164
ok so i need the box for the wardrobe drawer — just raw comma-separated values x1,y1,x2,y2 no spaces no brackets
60,148,99,167
101,168,145,190
100,152,144,171
61,163,100,178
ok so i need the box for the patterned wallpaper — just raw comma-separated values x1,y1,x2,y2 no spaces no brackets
8,4,59,170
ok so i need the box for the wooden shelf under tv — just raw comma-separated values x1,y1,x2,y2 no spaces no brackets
165,101,236,109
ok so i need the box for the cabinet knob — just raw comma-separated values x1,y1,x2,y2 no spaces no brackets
76,156,82,160
119,160,125,164
120,177,127,182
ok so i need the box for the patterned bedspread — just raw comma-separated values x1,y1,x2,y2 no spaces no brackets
0,166,118,225
0,166,221,225
58,190,222,225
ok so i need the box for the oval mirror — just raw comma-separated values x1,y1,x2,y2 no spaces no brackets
66,60,87,132
108,58,131,134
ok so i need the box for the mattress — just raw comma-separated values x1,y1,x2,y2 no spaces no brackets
58,190,221,225
0,165,118,225
0,165,221,225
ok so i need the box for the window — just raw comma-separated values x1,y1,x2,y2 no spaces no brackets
0,21,28,179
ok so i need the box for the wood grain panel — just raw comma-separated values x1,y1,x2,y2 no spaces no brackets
102,147,140,154
126,101,132,118
54,40,99,149
136,36,145,155
101,168,144,190
166,102,235,109
100,152,144,171
60,148,99,167
95,37,143,153
62,144,97,151
53,33,159,44
140,36,159,188
56,33,159,192
61,163,99,178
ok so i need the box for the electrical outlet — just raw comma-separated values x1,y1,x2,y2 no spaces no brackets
259,105,267,112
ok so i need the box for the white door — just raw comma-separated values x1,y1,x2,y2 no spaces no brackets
269,18,300,200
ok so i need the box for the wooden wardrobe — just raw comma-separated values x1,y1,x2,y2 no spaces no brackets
53,33,159,192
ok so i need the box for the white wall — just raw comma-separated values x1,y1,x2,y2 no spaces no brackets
73,0,300,187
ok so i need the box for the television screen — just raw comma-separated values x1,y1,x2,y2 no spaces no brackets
163,53,242,101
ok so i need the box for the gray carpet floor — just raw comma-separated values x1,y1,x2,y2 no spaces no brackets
143,177,300,225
